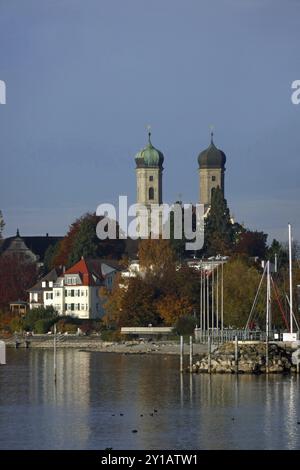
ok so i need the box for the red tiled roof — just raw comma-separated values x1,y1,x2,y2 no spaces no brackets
64,258,104,286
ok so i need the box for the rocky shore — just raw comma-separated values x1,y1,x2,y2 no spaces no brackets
189,342,299,374
3,336,207,356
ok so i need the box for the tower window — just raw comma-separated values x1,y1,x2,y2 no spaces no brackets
212,176,216,181
149,175,153,181
149,187,154,200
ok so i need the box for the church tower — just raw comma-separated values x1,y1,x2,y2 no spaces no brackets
135,129,164,219
198,131,226,211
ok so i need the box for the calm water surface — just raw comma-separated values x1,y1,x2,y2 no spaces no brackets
0,349,300,450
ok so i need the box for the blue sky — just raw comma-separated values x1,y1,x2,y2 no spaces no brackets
0,0,300,243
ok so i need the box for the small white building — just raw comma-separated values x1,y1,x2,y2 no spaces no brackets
28,268,62,309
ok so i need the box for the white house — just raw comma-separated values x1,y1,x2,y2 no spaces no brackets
28,258,121,319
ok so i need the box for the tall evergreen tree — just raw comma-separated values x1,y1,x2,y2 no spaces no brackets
204,186,233,256
0,210,5,239
68,217,99,266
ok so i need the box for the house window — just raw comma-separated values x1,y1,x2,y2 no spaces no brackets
71,290,74,297
149,187,154,200
149,176,153,181
212,176,216,181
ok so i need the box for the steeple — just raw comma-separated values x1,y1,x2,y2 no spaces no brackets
197,130,226,208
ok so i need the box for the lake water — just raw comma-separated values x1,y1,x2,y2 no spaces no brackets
0,348,300,450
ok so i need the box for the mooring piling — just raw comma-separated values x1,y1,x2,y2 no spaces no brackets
180,335,184,373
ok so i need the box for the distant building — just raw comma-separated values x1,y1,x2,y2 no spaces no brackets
120,256,229,283
28,258,122,319
135,130,164,234
28,267,63,309
198,131,226,212
0,229,62,267
9,300,28,316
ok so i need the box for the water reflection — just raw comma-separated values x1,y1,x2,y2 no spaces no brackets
0,350,300,450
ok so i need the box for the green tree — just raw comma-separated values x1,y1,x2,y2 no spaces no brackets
68,217,99,266
267,239,288,268
0,210,5,239
43,242,60,272
204,187,234,256
174,315,197,336
223,256,265,328
65,213,125,267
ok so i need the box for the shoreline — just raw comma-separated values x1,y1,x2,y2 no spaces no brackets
2,337,208,356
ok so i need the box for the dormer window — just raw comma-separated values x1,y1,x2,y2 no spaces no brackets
42,281,46,288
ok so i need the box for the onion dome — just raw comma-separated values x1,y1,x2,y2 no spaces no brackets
135,131,164,168
198,132,226,169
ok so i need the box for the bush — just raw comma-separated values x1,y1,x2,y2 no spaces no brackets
56,319,77,334
34,319,54,334
100,329,123,342
10,316,24,333
174,315,197,336
24,306,58,331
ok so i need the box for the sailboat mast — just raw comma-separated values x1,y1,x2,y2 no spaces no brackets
266,261,270,341
288,223,293,334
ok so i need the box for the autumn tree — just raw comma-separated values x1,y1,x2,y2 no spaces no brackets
103,240,201,328
52,212,126,269
138,239,177,279
235,230,268,259
52,217,82,267
156,293,192,325
104,276,160,327
0,254,37,308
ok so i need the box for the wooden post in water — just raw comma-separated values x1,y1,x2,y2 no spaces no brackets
189,335,193,373
0,340,6,365
266,336,269,374
180,335,184,373
208,335,211,374
235,335,238,374
54,323,57,384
